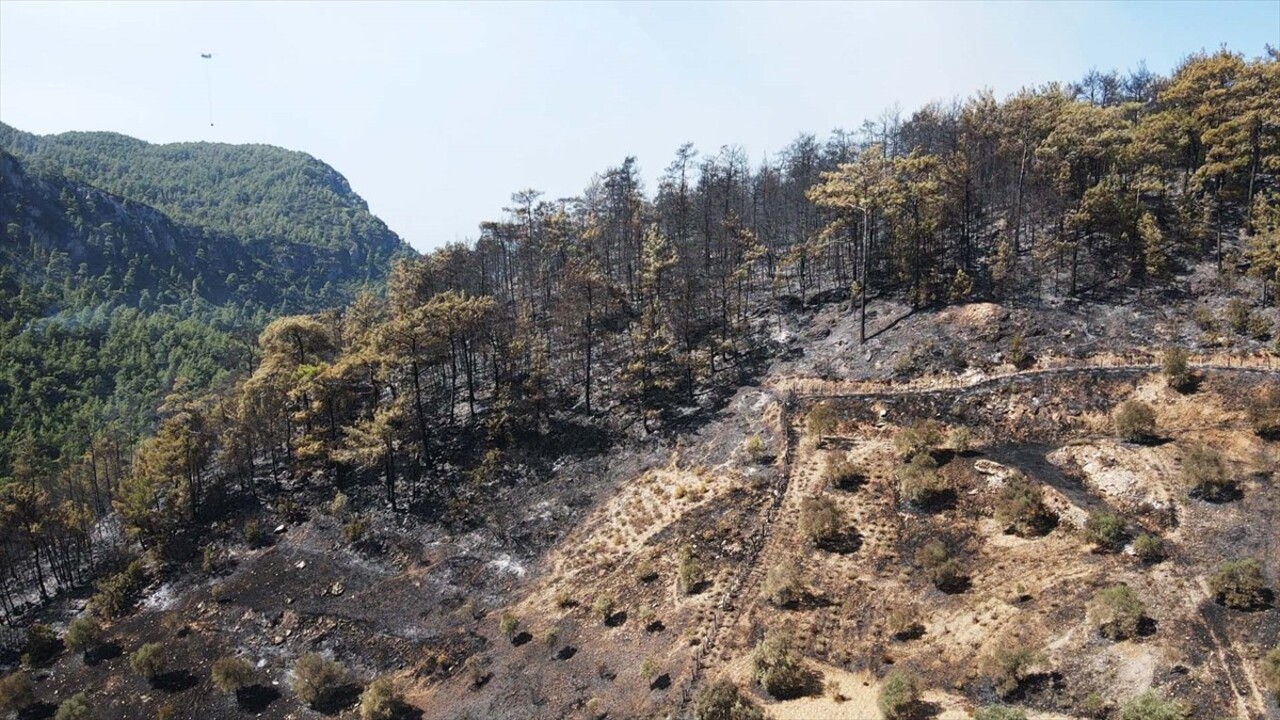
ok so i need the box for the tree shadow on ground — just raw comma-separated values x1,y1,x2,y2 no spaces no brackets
816,528,863,555
17,703,55,720
313,683,362,715
604,611,627,628
153,670,199,693
236,685,281,713
84,641,123,665
649,673,671,691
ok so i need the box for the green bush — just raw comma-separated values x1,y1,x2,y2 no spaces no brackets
360,677,407,720
806,402,839,437
1008,334,1031,369
974,706,1028,720
995,472,1055,537
915,540,964,592
1161,347,1193,391
752,628,805,699
130,642,166,683
498,612,519,639
1182,444,1236,501
591,594,616,623
1227,298,1253,334
981,644,1045,698
1133,533,1165,563
90,559,148,619
893,419,943,459
1209,558,1271,610
211,656,255,696
64,616,103,659
0,672,35,713
1093,584,1146,640
1261,645,1280,701
897,452,948,508
1117,690,1189,720
877,669,920,719
291,653,351,709
677,546,704,595
343,517,368,544
1114,400,1157,442
1247,384,1280,438
243,518,264,547
824,456,864,491
799,495,843,545
692,678,766,720
744,434,768,462
762,560,804,608
54,692,91,720
1085,511,1127,553
21,623,62,668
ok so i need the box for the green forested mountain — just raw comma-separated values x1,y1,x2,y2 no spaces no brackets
0,126,411,482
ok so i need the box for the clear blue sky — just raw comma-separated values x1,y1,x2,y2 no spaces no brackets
1,1,1276,252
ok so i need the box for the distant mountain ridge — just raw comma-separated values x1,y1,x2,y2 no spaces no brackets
0,122,412,310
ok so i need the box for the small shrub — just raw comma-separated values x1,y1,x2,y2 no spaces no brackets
886,606,923,641
945,426,974,454
806,402,839,437
762,560,804,608
981,644,1045,698
915,540,964,592
591,594,616,623
64,617,103,659
498,612,519,639
1227,298,1253,334
877,669,920,719
744,434,768,462
826,677,844,701
994,472,1055,537
1117,690,1189,720
636,604,655,627
1161,347,1193,391
677,546,704,595
291,653,351,709
1209,558,1271,610
342,517,368,545
752,628,805,699
201,546,221,574
130,642,166,683
893,419,943,459
21,623,61,668
329,491,350,517
211,656,255,696
1259,644,1279,701
1085,511,1127,553
1114,400,1157,442
824,456,864,491
1248,384,1280,438
1192,305,1218,332
1008,333,1031,369
360,677,406,720
554,589,576,608
640,656,659,679
1182,444,1236,501
0,671,35,713
243,519,264,547
1093,584,1147,640
1133,533,1165,563
799,495,843,545
634,558,658,583
54,692,91,720
974,706,1028,720
692,678,766,720
1249,313,1273,340
90,559,148,619
897,452,947,508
